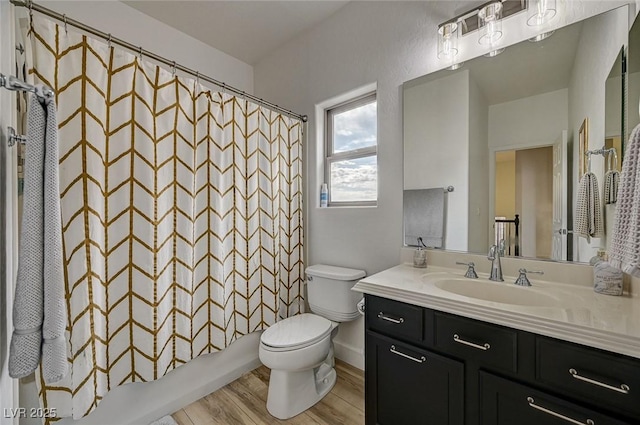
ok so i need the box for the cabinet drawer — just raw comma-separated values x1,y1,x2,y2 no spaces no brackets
366,295,423,342
366,331,464,425
537,337,640,419
480,372,631,425
435,312,517,373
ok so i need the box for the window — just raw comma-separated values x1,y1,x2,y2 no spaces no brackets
325,93,377,206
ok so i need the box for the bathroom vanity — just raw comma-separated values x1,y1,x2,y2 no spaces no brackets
354,263,640,425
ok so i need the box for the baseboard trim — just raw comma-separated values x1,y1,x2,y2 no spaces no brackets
334,340,364,370
55,333,262,425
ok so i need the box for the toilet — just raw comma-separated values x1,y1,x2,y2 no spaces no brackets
259,264,365,419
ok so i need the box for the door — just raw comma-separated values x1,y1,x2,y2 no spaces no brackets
365,331,464,425
480,372,631,425
551,130,568,261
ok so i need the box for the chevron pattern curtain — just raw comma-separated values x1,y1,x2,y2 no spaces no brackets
25,17,304,421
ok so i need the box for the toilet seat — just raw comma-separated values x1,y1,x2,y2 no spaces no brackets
261,313,332,352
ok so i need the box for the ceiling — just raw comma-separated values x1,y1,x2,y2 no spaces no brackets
123,0,350,65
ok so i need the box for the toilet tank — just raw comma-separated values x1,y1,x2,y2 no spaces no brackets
305,264,366,322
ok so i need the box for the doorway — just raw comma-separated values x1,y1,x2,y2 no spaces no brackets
494,146,554,259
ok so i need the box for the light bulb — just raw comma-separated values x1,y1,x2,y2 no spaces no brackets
478,2,503,46
527,0,556,26
438,22,458,59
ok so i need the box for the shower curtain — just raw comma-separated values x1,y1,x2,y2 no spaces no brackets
25,16,304,421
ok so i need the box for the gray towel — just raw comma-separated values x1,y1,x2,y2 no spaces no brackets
9,90,68,383
403,188,446,248
575,172,604,243
603,169,619,204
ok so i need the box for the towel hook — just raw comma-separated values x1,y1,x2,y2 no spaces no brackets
7,127,27,147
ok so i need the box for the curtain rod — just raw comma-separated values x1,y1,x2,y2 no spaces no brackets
10,0,308,122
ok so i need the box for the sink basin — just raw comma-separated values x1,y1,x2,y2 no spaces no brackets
430,277,561,307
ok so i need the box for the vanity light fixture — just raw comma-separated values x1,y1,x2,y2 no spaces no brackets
437,21,459,59
478,2,503,46
527,0,557,26
437,0,526,66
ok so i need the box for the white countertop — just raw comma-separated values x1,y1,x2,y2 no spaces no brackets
353,263,640,359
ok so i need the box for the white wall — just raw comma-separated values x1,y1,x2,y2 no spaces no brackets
568,5,629,262
39,1,253,93
468,76,489,253
489,88,569,149
404,70,470,252
404,70,488,254
6,2,257,424
253,1,634,367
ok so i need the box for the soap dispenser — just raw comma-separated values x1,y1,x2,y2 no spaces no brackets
413,237,427,268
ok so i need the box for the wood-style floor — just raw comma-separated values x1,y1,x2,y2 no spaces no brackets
172,360,364,425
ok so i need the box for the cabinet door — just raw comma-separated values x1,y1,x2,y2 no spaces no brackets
480,372,632,425
366,331,463,425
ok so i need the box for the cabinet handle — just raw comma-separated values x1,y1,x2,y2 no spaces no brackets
453,334,490,351
569,368,630,394
378,312,404,324
527,397,594,425
390,345,426,363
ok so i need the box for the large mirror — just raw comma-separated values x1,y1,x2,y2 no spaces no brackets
629,10,640,136
403,6,629,263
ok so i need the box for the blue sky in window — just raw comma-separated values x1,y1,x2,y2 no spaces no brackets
331,156,377,201
330,101,377,201
333,101,377,153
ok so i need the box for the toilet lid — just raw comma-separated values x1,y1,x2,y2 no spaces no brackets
261,313,332,350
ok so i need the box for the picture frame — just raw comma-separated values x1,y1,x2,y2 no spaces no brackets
579,118,589,177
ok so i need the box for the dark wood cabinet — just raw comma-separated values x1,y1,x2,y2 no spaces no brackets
536,337,640,419
480,372,631,425
365,331,464,425
364,294,640,425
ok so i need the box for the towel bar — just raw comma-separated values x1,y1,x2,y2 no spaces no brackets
6,127,26,147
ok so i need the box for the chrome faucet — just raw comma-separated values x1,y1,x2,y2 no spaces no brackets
456,261,478,279
514,269,544,286
488,245,504,282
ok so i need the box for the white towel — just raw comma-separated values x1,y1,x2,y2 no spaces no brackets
610,124,640,277
9,90,68,383
575,172,604,242
603,169,619,204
